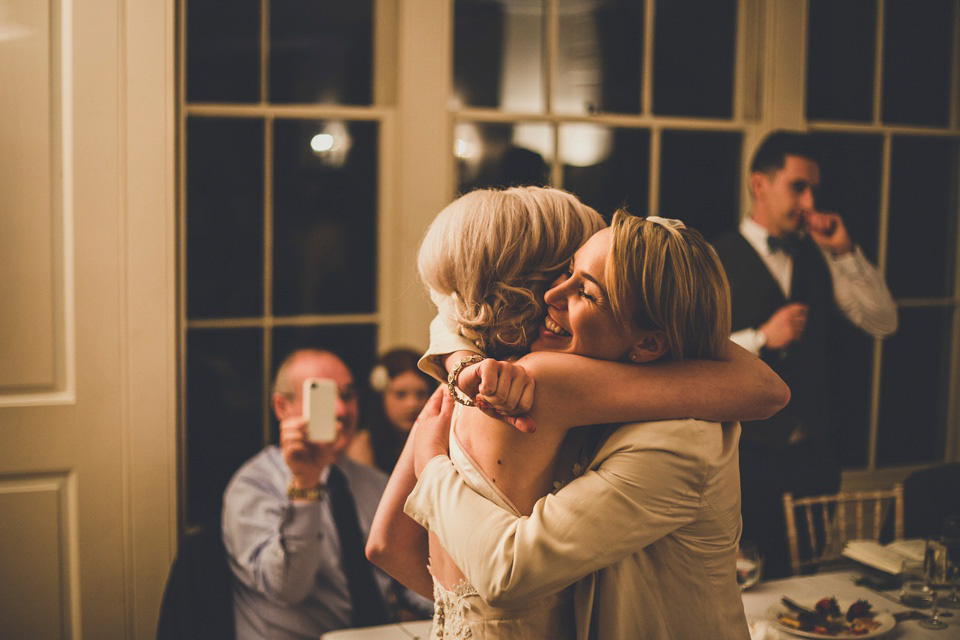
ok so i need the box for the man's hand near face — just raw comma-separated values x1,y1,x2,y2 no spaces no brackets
804,210,852,256
280,415,337,489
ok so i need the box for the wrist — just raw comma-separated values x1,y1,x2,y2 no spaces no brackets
414,452,448,479
447,354,483,406
755,327,768,350
830,241,853,257
457,362,482,398
287,478,326,501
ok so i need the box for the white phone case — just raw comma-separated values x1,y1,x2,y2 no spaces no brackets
303,377,337,442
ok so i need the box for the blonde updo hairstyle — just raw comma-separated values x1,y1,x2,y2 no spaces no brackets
606,210,732,361
418,186,605,359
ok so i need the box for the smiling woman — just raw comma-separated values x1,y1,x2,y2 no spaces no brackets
534,214,730,365
346,348,437,473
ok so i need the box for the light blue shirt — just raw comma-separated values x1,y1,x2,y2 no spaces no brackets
222,447,430,640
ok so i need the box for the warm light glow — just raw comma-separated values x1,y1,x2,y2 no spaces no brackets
310,133,335,153
454,123,480,160
309,122,351,167
559,123,611,167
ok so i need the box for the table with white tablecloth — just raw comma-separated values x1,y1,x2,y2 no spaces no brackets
323,570,957,639
741,570,959,639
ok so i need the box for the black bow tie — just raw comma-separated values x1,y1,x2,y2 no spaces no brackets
767,234,800,256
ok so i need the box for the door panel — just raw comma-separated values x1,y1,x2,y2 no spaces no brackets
0,0,176,637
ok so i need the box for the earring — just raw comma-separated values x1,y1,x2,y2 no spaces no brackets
630,353,640,362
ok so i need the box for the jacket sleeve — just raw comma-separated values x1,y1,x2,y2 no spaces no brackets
417,313,483,382
404,421,720,606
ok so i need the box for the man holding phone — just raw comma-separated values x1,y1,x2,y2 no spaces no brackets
222,348,430,639
712,130,898,578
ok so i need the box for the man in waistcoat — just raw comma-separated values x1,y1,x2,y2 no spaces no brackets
712,131,897,578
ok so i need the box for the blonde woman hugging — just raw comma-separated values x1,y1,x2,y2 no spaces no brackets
367,187,788,639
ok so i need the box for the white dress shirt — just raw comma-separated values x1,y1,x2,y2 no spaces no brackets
730,217,898,354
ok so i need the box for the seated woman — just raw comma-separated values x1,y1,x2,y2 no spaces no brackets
368,187,787,638
348,348,437,473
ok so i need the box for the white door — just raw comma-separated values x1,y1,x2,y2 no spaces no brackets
0,0,176,637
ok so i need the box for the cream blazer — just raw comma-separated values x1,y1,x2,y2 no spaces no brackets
405,419,751,640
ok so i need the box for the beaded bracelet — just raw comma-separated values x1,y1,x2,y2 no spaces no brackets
446,354,484,407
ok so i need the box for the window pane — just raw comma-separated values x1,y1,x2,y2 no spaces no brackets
882,0,954,126
186,328,264,527
186,117,264,319
877,307,953,466
269,0,373,104
271,325,378,442
887,136,959,299
273,120,378,316
561,126,649,221
186,0,260,103
808,133,884,263
828,322,873,469
806,0,876,122
456,122,552,193
555,0,644,115
653,0,736,118
454,0,545,112
658,130,741,240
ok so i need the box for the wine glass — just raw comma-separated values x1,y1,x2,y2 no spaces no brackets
736,542,762,590
919,538,949,630
940,515,960,610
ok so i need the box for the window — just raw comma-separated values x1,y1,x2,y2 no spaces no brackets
805,0,960,474
181,0,381,527
452,0,744,234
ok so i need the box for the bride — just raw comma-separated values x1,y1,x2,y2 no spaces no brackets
368,187,786,638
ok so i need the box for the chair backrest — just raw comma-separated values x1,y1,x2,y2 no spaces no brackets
782,484,904,576
156,523,236,640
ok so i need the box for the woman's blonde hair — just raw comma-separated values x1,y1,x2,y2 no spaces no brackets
418,186,605,358
606,210,731,360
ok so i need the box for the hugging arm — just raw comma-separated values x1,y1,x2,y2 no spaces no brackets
365,413,434,599
421,314,788,432
518,340,789,433
403,421,716,605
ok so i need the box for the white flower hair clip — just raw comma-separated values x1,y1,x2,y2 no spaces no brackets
644,216,686,231
368,364,390,392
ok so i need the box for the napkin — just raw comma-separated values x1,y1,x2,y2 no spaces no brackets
842,538,926,574
748,620,785,640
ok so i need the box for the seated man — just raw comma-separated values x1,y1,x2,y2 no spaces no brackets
222,348,430,639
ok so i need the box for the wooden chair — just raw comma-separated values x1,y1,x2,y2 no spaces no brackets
782,484,904,576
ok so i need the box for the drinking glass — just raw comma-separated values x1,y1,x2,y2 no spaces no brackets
900,559,933,607
941,515,960,610
736,542,762,590
919,538,949,630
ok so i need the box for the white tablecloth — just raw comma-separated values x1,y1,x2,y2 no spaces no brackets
742,570,959,639
323,571,958,639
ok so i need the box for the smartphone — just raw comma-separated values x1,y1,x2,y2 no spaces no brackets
303,377,337,442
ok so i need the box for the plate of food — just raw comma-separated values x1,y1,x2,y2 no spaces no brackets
767,596,895,638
